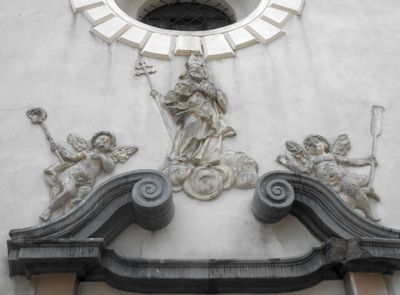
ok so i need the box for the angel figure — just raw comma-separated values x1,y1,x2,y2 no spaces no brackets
40,131,137,221
277,134,380,221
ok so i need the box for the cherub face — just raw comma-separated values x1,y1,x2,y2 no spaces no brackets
306,138,326,155
94,135,113,152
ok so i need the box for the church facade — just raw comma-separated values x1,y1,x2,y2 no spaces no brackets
2,0,400,294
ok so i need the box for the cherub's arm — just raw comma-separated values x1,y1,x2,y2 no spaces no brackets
277,154,313,174
58,145,85,162
335,155,373,167
99,154,115,172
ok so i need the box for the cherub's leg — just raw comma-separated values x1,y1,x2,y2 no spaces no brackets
39,183,76,221
353,190,380,222
72,186,91,205
365,187,381,201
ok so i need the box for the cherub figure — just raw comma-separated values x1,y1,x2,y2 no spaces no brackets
40,131,137,221
277,134,380,221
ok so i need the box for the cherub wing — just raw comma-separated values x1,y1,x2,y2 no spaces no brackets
286,141,309,164
331,134,351,156
277,141,312,174
67,134,89,152
57,144,79,162
111,146,138,164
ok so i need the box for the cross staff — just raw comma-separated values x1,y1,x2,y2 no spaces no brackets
26,107,64,163
135,57,173,142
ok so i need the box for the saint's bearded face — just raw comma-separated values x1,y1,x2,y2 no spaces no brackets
188,66,206,81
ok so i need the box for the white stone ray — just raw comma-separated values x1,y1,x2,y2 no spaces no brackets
118,27,151,49
141,33,175,60
269,0,305,16
91,17,130,43
225,28,259,50
174,36,203,56
261,7,291,28
246,18,285,45
68,0,306,60
202,34,235,60
84,5,114,25
69,0,104,13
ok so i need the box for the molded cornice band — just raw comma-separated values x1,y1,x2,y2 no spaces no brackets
8,238,400,293
9,170,174,243
7,170,400,293
253,171,400,240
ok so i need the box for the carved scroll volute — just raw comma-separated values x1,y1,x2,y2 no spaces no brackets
252,173,295,224
132,173,174,231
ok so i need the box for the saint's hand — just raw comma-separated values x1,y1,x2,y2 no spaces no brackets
150,90,161,99
370,156,378,166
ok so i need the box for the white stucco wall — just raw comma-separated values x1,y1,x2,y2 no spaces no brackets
1,0,400,294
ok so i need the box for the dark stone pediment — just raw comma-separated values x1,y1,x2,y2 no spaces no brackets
8,170,400,293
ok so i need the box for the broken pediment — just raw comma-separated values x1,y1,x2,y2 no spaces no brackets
8,170,400,293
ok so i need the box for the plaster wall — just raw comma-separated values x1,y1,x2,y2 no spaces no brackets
1,0,400,294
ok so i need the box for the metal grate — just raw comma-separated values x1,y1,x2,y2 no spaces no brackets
140,1,235,31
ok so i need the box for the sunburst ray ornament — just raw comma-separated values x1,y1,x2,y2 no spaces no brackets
68,0,305,60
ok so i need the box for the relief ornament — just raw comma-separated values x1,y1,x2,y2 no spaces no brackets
26,108,137,221
277,106,384,222
136,55,258,200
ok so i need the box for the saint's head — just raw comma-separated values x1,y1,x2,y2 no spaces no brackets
186,54,208,81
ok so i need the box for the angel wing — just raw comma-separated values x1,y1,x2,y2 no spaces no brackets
286,141,309,164
57,144,80,162
67,134,89,152
331,134,351,156
277,141,312,174
111,146,138,163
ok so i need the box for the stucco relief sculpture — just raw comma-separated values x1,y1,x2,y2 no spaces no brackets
136,55,258,200
277,106,385,222
27,108,137,221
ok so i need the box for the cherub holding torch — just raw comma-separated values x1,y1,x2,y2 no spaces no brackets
26,108,137,221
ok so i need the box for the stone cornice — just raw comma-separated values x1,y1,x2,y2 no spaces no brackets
253,171,400,240
9,170,174,244
8,238,400,293
8,170,400,293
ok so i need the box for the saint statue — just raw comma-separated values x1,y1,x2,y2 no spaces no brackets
150,54,258,200
164,54,236,163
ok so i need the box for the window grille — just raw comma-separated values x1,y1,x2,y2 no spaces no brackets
140,1,235,31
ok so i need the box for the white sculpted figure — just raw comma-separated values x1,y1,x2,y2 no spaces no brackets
164,55,235,163
277,134,380,221
145,55,258,200
40,131,137,221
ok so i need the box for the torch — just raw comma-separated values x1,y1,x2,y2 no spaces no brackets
26,107,64,163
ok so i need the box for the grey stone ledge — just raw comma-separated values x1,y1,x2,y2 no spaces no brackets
9,169,174,243
7,170,400,293
253,171,400,240
8,238,400,293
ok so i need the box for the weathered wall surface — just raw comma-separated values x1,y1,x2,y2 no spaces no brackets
1,0,400,294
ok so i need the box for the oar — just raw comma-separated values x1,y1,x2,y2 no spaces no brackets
368,105,385,189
